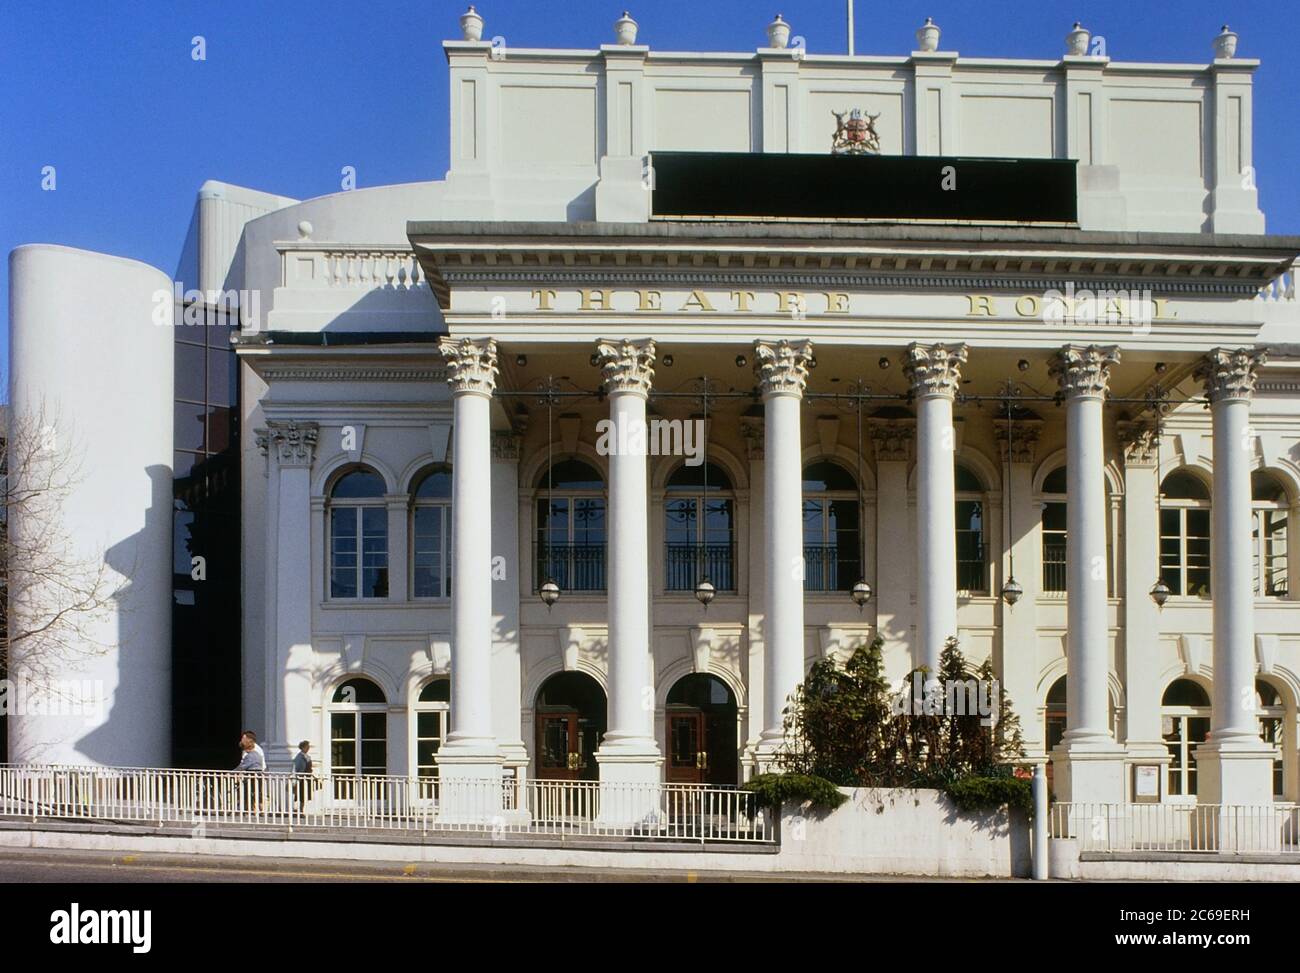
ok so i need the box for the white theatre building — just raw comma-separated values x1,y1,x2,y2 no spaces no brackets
8,13,1300,810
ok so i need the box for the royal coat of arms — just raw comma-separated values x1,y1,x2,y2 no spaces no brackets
831,108,881,155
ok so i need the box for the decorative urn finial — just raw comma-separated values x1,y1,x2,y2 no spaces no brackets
614,11,639,45
1066,21,1091,56
459,5,484,42
1214,24,1238,59
766,13,791,49
915,17,940,52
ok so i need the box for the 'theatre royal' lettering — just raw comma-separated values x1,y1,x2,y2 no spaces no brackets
525,288,1176,320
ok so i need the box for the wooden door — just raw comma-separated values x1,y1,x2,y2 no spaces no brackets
536,711,579,780
666,708,706,783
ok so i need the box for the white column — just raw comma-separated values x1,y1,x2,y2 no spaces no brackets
754,339,813,765
265,420,319,772
593,338,662,787
904,342,967,674
1195,347,1273,805
491,432,529,774
1049,345,1125,804
435,338,503,800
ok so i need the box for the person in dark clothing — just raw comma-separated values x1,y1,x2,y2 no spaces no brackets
292,741,314,811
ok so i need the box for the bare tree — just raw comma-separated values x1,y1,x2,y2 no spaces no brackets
2,402,123,685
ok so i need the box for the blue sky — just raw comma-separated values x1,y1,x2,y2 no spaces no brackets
3,1,1297,380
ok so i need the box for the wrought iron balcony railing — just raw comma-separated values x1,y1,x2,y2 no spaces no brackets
802,544,862,592
534,542,606,592
665,543,735,593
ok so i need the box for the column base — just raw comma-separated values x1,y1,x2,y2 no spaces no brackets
1050,737,1127,805
751,731,788,775
434,743,504,824
593,745,663,828
1194,737,1275,806
498,739,530,775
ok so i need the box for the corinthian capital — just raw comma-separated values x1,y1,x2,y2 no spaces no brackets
1195,347,1267,403
1050,344,1120,400
754,339,814,397
596,337,656,395
265,420,319,468
438,337,498,395
903,343,968,399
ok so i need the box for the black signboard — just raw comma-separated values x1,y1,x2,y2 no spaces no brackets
649,151,1077,224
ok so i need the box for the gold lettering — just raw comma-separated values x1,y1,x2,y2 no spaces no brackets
680,289,715,312
1014,295,1041,317
731,290,756,312
966,295,995,316
776,291,806,314
1152,298,1176,320
824,292,850,314
531,288,557,311
579,288,613,311
637,289,662,311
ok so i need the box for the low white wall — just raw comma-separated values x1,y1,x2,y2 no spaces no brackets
779,787,1032,879
1048,838,1300,881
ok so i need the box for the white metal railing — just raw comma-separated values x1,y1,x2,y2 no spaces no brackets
1050,802,1300,854
0,765,772,845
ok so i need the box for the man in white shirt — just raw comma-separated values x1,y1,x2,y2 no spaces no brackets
235,731,267,812
236,731,266,771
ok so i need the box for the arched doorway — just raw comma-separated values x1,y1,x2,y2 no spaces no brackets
665,673,738,786
1162,679,1210,800
534,672,606,781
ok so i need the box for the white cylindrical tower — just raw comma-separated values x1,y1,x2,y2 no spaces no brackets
7,245,174,766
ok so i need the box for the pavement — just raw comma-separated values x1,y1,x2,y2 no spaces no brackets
0,845,944,882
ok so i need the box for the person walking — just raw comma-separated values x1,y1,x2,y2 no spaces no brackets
235,731,267,812
292,740,314,812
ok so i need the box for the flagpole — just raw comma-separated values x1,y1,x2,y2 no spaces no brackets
847,0,855,55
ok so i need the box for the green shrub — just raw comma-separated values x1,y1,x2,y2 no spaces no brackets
777,636,1026,789
741,773,848,818
943,774,1033,816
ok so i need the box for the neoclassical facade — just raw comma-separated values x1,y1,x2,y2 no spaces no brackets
8,14,1300,809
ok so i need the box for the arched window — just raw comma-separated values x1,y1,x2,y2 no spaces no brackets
955,462,987,594
1159,470,1211,598
411,467,451,599
664,462,735,592
1041,466,1068,592
1161,679,1210,799
414,678,450,788
1252,471,1289,597
329,677,388,781
802,460,861,592
329,468,388,599
1256,679,1286,800
536,459,606,592
1044,676,1068,753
